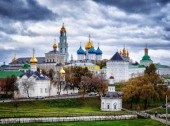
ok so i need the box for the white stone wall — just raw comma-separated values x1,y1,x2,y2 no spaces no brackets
77,54,85,61
140,60,153,67
129,68,145,78
157,68,170,75
101,98,122,111
106,61,129,82
96,55,102,61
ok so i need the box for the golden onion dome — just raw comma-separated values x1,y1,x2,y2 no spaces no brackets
30,57,38,64
60,23,66,32
85,34,93,50
12,54,17,62
85,41,93,50
30,48,38,64
59,68,65,74
12,57,17,62
53,39,58,49
122,47,126,56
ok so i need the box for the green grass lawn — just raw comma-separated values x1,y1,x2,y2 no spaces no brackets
0,97,130,118
0,119,164,126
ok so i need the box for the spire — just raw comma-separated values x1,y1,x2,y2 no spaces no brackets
89,34,91,42
144,44,148,56
30,48,38,64
60,23,66,32
33,48,35,57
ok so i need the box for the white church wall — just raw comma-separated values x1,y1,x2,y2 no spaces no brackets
101,98,122,111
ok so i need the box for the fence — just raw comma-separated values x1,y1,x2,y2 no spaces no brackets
0,115,137,124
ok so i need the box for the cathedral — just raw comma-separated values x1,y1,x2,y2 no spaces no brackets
76,35,103,62
9,24,68,72
106,46,170,82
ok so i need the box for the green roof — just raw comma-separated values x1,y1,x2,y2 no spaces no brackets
22,63,30,69
0,71,23,79
155,63,170,68
141,55,152,61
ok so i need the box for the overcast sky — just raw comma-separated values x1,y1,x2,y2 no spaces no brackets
0,0,170,65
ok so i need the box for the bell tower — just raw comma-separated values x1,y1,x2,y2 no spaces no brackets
58,23,69,63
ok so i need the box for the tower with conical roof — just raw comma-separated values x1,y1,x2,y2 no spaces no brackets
58,23,69,63
107,52,129,82
140,45,153,67
30,48,38,72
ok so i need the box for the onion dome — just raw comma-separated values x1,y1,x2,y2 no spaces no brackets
85,34,93,50
30,48,38,64
59,68,65,74
88,46,96,54
60,23,66,32
85,41,93,50
96,47,102,55
122,47,126,56
53,39,58,50
12,54,17,62
77,46,85,55
53,43,58,49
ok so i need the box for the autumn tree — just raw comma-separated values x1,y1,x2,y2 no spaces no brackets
65,66,92,88
3,75,17,96
20,79,34,98
96,59,107,69
91,75,107,96
80,76,92,98
121,78,139,109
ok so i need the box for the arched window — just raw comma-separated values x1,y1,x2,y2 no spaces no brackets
107,103,110,109
113,103,117,110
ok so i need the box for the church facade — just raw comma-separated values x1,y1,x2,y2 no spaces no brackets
76,35,103,62
106,46,170,82
9,24,68,72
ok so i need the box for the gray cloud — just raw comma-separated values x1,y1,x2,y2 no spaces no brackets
94,0,169,14
0,0,56,21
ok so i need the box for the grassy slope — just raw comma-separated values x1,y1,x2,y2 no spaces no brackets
0,119,164,126
0,97,129,118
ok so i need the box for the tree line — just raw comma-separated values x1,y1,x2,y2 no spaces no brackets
121,64,168,110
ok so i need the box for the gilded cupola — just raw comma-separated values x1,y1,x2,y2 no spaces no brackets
53,39,58,50
30,48,38,64
12,54,17,62
60,23,66,32
85,34,93,50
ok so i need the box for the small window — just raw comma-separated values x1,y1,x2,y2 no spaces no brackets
107,104,110,109
45,88,47,93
